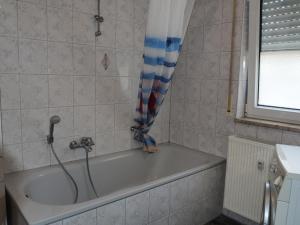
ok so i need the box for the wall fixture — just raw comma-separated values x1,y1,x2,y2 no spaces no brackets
101,53,110,71
95,0,104,37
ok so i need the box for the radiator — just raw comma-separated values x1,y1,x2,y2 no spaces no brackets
223,136,275,223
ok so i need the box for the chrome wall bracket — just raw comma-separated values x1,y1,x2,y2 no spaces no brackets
95,15,104,37
95,0,104,37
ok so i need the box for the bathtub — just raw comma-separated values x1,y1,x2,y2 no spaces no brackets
6,143,226,225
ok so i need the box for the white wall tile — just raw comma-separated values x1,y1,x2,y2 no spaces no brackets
171,77,185,101
96,77,115,104
47,7,72,42
73,0,97,15
198,131,216,154
74,76,96,105
63,209,97,225
184,78,201,102
49,75,73,107
114,130,131,151
186,53,203,78
169,207,193,225
19,39,47,74
204,24,221,52
189,0,204,27
23,140,50,169
149,184,170,223
216,107,235,136
183,103,200,127
96,105,114,133
73,44,96,76
115,77,131,103
126,191,149,225
18,1,47,40
97,200,125,225
117,0,134,21
282,131,300,146
21,108,48,142
187,26,204,53
202,52,221,79
170,122,184,145
257,127,283,144
116,49,134,76
47,0,72,9
3,144,23,173
74,106,95,137
215,134,229,158
73,12,96,44
235,123,257,139
0,75,20,110
0,0,18,37
48,42,73,75
96,17,116,48
134,23,146,51
133,0,148,24
100,0,117,18
2,110,22,145
200,79,218,106
20,75,48,109
170,178,188,212
203,0,222,25
116,21,134,49
47,221,62,225
0,37,18,73
96,131,115,155
115,104,132,131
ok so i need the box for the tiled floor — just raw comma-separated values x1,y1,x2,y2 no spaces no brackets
205,215,244,225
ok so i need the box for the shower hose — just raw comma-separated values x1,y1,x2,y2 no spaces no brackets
84,149,99,198
50,143,79,203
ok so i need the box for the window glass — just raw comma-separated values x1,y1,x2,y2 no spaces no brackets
258,0,300,110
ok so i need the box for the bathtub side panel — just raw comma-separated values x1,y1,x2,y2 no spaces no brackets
6,194,28,225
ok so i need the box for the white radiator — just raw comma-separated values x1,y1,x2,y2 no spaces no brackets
223,136,275,223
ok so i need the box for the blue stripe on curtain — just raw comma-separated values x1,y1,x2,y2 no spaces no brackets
140,72,173,83
144,55,177,67
144,55,165,66
144,37,181,52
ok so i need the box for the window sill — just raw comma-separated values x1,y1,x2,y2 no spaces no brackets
235,117,300,133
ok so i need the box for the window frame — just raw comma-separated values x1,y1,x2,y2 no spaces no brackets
246,0,300,125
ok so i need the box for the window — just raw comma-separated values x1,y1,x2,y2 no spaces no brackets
247,0,300,124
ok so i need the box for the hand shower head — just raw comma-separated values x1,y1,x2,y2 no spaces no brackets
50,115,61,125
47,115,61,144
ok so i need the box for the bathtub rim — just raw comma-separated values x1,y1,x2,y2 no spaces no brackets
5,143,226,225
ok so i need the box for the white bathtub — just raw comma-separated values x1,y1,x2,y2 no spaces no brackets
6,143,226,225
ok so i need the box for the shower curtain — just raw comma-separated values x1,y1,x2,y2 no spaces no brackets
132,0,195,152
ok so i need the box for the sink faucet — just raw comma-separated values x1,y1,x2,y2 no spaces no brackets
69,137,95,152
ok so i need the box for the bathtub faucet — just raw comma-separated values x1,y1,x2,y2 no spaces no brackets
69,137,95,152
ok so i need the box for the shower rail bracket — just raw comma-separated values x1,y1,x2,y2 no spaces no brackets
95,0,104,37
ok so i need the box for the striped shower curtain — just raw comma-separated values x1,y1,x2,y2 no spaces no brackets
132,0,195,152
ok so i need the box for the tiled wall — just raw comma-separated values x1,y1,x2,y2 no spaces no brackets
43,163,225,225
170,0,300,158
0,0,170,173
